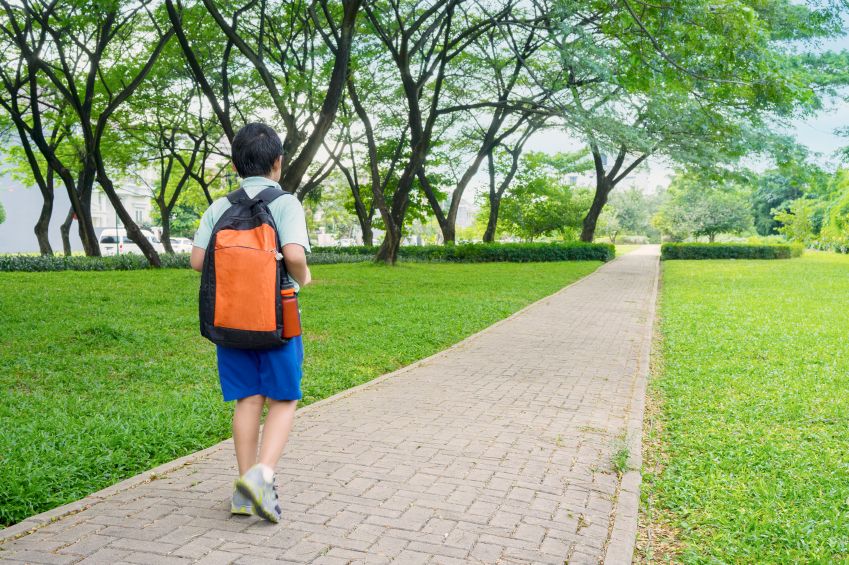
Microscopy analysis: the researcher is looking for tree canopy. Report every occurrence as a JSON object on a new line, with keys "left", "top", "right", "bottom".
{"left": 0, "top": 0, "right": 847, "bottom": 261}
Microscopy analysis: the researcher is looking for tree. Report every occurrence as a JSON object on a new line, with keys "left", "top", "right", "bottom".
{"left": 542, "top": 0, "right": 846, "bottom": 242}
{"left": 750, "top": 147, "right": 829, "bottom": 235}
{"left": 165, "top": 0, "right": 361, "bottom": 200}
{"left": 495, "top": 151, "right": 592, "bottom": 241}
{"left": 652, "top": 174, "right": 753, "bottom": 242}
{"left": 0, "top": 1, "right": 175, "bottom": 264}
{"left": 115, "top": 43, "right": 226, "bottom": 254}
{"left": 605, "top": 187, "right": 662, "bottom": 241}
{"left": 774, "top": 198, "right": 816, "bottom": 244}
{"left": 0, "top": 200, "right": 5, "bottom": 225}
{"left": 417, "top": 1, "right": 558, "bottom": 245}
{"left": 820, "top": 180, "right": 849, "bottom": 250}
{"left": 358, "top": 0, "right": 518, "bottom": 263}
{"left": 0, "top": 108, "right": 67, "bottom": 254}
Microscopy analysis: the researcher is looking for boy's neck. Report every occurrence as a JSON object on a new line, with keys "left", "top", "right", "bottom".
{"left": 240, "top": 175, "right": 279, "bottom": 183}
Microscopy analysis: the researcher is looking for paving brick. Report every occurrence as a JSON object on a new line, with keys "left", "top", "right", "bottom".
{"left": 56, "top": 534, "right": 116, "bottom": 556}
{"left": 76, "top": 548, "right": 133, "bottom": 564}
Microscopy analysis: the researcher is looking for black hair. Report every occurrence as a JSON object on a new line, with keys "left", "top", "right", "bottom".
{"left": 231, "top": 123, "right": 284, "bottom": 178}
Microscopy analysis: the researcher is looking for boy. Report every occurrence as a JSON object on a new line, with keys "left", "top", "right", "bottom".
{"left": 190, "top": 123, "right": 311, "bottom": 523}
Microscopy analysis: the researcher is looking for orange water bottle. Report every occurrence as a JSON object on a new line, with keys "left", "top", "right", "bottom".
{"left": 281, "top": 288, "right": 301, "bottom": 338}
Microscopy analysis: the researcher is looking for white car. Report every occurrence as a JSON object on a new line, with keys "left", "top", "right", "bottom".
{"left": 169, "top": 237, "right": 194, "bottom": 253}
{"left": 99, "top": 228, "right": 166, "bottom": 256}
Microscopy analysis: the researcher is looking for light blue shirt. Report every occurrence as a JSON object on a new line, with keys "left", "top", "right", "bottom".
{"left": 193, "top": 177, "right": 311, "bottom": 251}
{"left": 194, "top": 177, "right": 311, "bottom": 288}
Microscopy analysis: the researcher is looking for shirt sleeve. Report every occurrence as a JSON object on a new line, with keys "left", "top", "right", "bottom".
{"left": 193, "top": 205, "right": 217, "bottom": 250}
{"left": 274, "top": 195, "right": 312, "bottom": 252}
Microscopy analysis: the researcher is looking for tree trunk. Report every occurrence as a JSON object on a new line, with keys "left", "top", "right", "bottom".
{"left": 361, "top": 225, "right": 373, "bottom": 247}
{"left": 72, "top": 172, "right": 100, "bottom": 256}
{"left": 442, "top": 224, "right": 455, "bottom": 245}
{"left": 580, "top": 180, "right": 612, "bottom": 242}
{"left": 35, "top": 189, "right": 54, "bottom": 255}
{"left": 160, "top": 204, "right": 174, "bottom": 253}
{"left": 709, "top": 233, "right": 715, "bottom": 243}
{"left": 60, "top": 207, "right": 74, "bottom": 256}
{"left": 483, "top": 195, "right": 501, "bottom": 243}
{"left": 375, "top": 225, "right": 401, "bottom": 265}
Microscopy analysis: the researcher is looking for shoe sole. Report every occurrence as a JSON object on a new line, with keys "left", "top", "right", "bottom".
{"left": 231, "top": 505, "right": 252, "bottom": 516}
{"left": 234, "top": 478, "right": 280, "bottom": 523}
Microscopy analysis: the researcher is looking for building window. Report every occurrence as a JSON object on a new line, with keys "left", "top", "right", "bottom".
{"left": 135, "top": 209, "right": 143, "bottom": 223}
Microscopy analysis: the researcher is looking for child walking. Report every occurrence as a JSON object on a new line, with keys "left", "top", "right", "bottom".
{"left": 190, "top": 123, "right": 311, "bottom": 523}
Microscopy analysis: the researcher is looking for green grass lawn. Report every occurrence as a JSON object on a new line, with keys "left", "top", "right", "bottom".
{"left": 642, "top": 252, "right": 849, "bottom": 563}
{"left": 0, "top": 261, "right": 600, "bottom": 527}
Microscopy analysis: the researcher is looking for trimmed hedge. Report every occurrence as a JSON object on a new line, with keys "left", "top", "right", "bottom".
{"left": 661, "top": 243, "right": 804, "bottom": 260}
{"left": 0, "top": 242, "right": 613, "bottom": 272}
{"left": 0, "top": 251, "right": 373, "bottom": 272}
{"left": 0, "top": 253, "right": 192, "bottom": 272}
{"left": 312, "top": 242, "right": 615, "bottom": 263}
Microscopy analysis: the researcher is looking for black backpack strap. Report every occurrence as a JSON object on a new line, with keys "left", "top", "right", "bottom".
{"left": 253, "top": 186, "right": 286, "bottom": 204}
{"left": 226, "top": 188, "right": 248, "bottom": 204}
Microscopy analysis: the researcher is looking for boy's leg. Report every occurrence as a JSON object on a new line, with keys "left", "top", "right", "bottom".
{"left": 233, "top": 394, "right": 265, "bottom": 476}
{"left": 258, "top": 399, "right": 298, "bottom": 469}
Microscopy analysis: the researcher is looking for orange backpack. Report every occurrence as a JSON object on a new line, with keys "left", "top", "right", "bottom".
{"left": 199, "top": 187, "right": 295, "bottom": 349}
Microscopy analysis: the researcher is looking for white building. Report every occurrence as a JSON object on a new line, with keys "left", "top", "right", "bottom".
{"left": 90, "top": 183, "right": 154, "bottom": 229}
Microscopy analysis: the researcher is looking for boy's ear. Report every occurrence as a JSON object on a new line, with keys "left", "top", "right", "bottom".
{"left": 230, "top": 162, "right": 237, "bottom": 172}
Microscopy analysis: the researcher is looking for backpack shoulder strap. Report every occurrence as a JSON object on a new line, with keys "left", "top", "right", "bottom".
{"left": 254, "top": 186, "right": 286, "bottom": 204}
{"left": 226, "top": 188, "right": 248, "bottom": 205}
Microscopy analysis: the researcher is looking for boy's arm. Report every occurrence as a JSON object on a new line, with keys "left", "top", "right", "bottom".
{"left": 283, "top": 243, "right": 311, "bottom": 287}
{"left": 190, "top": 247, "right": 205, "bottom": 272}
{"left": 191, "top": 204, "right": 217, "bottom": 272}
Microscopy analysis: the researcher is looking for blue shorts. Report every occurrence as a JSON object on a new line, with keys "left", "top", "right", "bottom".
{"left": 216, "top": 336, "right": 304, "bottom": 401}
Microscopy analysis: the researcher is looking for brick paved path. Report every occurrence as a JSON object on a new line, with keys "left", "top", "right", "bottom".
{"left": 1, "top": 246, "right": 659, "bottom": 565}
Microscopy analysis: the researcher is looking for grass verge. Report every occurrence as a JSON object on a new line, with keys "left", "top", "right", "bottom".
{"left": 639, "top": 252, "right": 849, "bottom": 563}
{"left": 0, "top": 260, "right": 600, "bottom": 527}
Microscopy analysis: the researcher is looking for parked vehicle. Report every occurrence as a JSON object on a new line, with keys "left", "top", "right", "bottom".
{"left": 98, "top": 228, "right": 165, "bottom": 256}
{"left": 169, "top": 237, "right": 194, "bottom": 253}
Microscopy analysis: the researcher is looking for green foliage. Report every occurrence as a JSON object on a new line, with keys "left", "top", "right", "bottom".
{"left": 612, "top": 445, "right": 630, "bottom": 475}
{"left": 661, "top": 243, "right": 802, "bottom": 260}
{"left": 312, "top": 242, "right": 615, "bottom": 263}
{"left": 819, "top": 186, "right": 849, "bottom": 252}
{"left": 749, "top": 156, "right": 827, "bottom": 236}
{"left": 150, "top": 202, "right": 202, "bottom": 239}
{"left": 0, "top": 244, "right": 615, "bottom": 272}
{"left": 773, "top": 198, "right": 816, "bottom": 243}
{"left": 496, "top": 151, "right": 593, "bottom": 241}
{"left": 0, "top": 252, "right": 382, "bottom": 272}
{"left": 0, "top": 200, "right": 5, "bottom": 225}
{"left": 652, "top": 173, "right": 753, "bottom": 242}
{"left": 0, "top": 261, "right": 601, "bottom": 525}
{"left": 603, "top": 187, "right": 663, "bottom": 242}
{"left": 645, "top": 254, "right": 849, "bottom": 561}
{"left": 0, "top": 253, "right": 193, "bottom": 272}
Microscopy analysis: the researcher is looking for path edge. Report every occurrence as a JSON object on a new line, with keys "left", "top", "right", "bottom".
{"left": 0, "top": 254, "right": 627, "bottom": 546}
{"left": 603, "top": 250, "right": 660, "bottom": 564}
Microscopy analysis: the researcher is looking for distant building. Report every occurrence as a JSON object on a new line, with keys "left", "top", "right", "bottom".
{"left": 90, "top": 184, "right": 154, "bottom": 230}
{"left": 455, "top": 197, "right": 476, "bottom": 228}
{"left": 0, "top": 169, "right": 155, "bottom": 253}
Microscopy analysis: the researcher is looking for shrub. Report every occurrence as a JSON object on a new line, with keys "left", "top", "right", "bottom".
{"left": 0, "top": 253, "right": 191, "bottom": 272}
{"left": 0, "top": 242, "right": 614, "bottom": 272}
{"left": 312, "top": 242, "right": 615, "bottom": 263}
{"left": 661, "top": 243, "right": 803, "bottom": 260}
